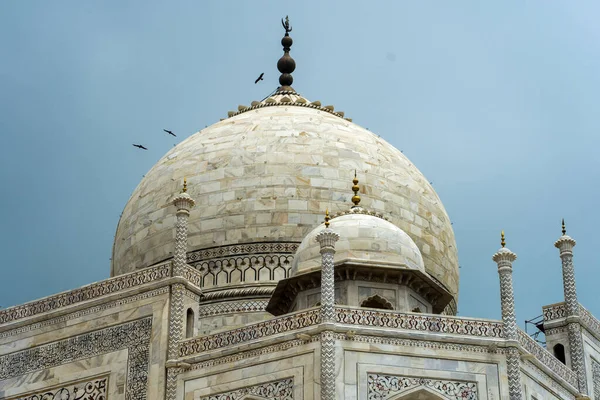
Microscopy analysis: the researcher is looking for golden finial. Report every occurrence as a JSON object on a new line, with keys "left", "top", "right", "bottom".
{"left": 501, "top": 231, "right": 505, "bottom": 248}
{"left": 351, "top": 170, "right": 361, "bottom": 206}
{"left": 324, "top": 209, "right": 330, "bottom": 228}
{"left": 562, "top": 218, "right": 566, "bottom": 235}
{"left": 182, "top": 177, "right": 187, "bottom": 193}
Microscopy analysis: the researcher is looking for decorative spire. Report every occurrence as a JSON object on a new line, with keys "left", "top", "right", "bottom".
{"left": 351, "top": 170, "right": 361, "bottom": 206}
{"left": 324, "top": 209, "right": 330, "bottom": 228}
{"left": 562, "top": 218, "right": 566, "bottom": 235}
{"left": 501, "top": 231, "right": 505, "bottom": 248}
{"left": 182, "top": 177, "right": 187, "bottom": 193}
{"left": 277, "top": 16, "right": 296, "bottom": 93}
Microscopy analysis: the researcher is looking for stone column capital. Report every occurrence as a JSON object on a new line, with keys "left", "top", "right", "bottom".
{"left": 173, "top": 192, "right": 195, "bottom": 212}
{"left": 555, "top": 234, "right": 576, "bottom": 253}
{"left": 316, "top": 228, "right": 340, "bottom": 251}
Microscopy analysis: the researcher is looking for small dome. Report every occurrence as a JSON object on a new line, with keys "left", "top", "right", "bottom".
{"left": 291, "top": 211, "right": 425, "bottom": 276}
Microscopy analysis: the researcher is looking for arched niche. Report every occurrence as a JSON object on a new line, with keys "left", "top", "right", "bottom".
{"left": 361, "top": 294, "right": 394, "bottom": 310}
{"left": 186, "top": 308, "right": 195, "bottom": 338}
{"left": 553, "top": 343, "right": 566, "bottom": 364}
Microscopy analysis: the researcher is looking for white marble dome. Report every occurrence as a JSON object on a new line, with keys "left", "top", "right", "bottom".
{"left": 291, "top": 211, "right": 426, "bottom": 276}
{"left": 111, "top": 93, "right": 459, "bottom": 303}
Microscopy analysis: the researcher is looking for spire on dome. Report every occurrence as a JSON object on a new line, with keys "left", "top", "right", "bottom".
{"left": 276, "top": 16, "right": 296, "bottom": 93}
{"left": 562, "top": 218, "right": 566, "bottom": 235}
{"left": 182, "top": 177, "right": 187, "bottom": 193}
{"left": 501, "top": 230, "right": 505, "bottom": 248}
{"left": 351, "top": 170, "right": 361, "bottom": 207}
{"left": 324, "top": 209, "right": 330, "bottom": 228}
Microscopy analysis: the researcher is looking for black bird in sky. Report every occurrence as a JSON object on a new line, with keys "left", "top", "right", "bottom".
{"left": 254, "top": 72, "right": 264, "bottom": 84}
{"left": 133, "top": 144, "right": 148, "bottom": 150}
{"left": 163, "top": 129, "right": 176, "bottom": 137}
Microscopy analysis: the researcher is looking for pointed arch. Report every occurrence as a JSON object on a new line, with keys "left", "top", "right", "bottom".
{"left": 390, "top": 386, "right": 448, "bottom": 400}
{"left": 361, "top": 294, "right": 394, "bottom": 310}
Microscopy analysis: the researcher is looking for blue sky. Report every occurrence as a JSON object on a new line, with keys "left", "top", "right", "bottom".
{"left": 1, "top": 1, "right": 599, "bottom": 329}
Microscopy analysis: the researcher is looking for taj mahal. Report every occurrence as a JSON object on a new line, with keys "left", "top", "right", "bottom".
{"left": 1, "top": 17, "right": 599, "bottom": 400}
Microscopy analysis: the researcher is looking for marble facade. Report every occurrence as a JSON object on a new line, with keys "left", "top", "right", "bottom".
{"left": 2, "top": 20, "right": 598, "bottom": 400}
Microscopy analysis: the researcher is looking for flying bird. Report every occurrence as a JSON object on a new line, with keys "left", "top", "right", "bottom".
{"left": 133, "top": 144, "right": 148, "bottom": 150}
{"left": 254, "top": 72, "right": 264, "bottom": 84}
{"left": 163, "top": 129, "right": 176, "bottom": 137}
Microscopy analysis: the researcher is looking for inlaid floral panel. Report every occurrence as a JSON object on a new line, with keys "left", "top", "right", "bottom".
{"left": 199, "top": 378, "right": 293, "bottom": 400}
{"left": 6, "top": 376, "right": 108, "bottom": 400}
{"left": 368, "top": 374, "right": 477, "bottom": 400}
{"left": 0, "top": 318, "right": 152, "bottom": 400}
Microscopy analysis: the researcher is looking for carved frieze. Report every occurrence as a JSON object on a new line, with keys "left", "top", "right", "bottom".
{"left": 0, "top": 318, "right": 152, "bottom": 400}
{"left": 199, "top": 378, "right": 294, "bottom": 400}
{"left": 6, "top": 376, "right": 108, "bottom": 400}
{"left": 179, "top": 308, "right": 321, "bottom": 356}
{"left": 186, "top": 242, "right": 298, "bottom": 290}
{"left": 367, "top": 373, "right": 478, "bottom": 399}
{"left": 187, "top": 242, "right": 299, "bottom": 262}
{"left": 336, "top": 307, "right": 504, "bottom": 338}
{"left": 198, "top": 300, "right": 269, "bottom": 317}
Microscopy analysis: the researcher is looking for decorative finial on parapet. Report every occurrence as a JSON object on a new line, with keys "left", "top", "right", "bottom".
{"left": 562, "top": 218, "right": 566, "bottom": 235}
{"left": 501, "top": 231, "right": 505, "bottom": 248}
{"left": 182, "top": 177, "right": 187, "bottom": 193}
{"left": 324, "top": 209, "right": 330, "bottom": 228}
{"left": 351, "top": 170, "right": 361, "bottom": 207}
{"left": 277, "top": 16, "right": 296, "bottom": 93}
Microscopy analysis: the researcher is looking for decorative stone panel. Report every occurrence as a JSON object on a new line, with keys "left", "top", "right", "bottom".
{"left": 5, "top": 376, "right": 108, "bottom": 400}
{"left": 592, "top": 358, "right": 600, "bottom": 400}
{"left": 0, "top": 318, "right": 152, "bottom": 400}
{"left": 199, "top": 378, "right": 294, "bottom": 400}
{"left": 367, "top": 373, "right": 477, "bottom": 399}
{"left": 336, "top": 307, "right": 503, "bottom": 338}
{"left": 198, "top": 300, "right": 269, "bottom": 317}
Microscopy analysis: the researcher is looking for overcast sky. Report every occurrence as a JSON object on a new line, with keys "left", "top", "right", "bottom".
{"left": 1, "top": 1, "right": 599, "bottom": 330}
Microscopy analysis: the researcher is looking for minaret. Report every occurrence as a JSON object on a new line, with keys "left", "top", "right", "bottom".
{"left": 492, "top": 231, "right": 523, "bottom": 400}
{"left": 276, "top": 15, "right": 296, "bottom": 93}
{"left": 168, "top": 178, "right": 195, "bottom": 362}
{"left": 315, "top": 209, "right": 339, "bottom": 400}
{"left": 172, "top": 178, "right": 196, "bottom": 275}
{"left": 555, "top": 220, "right": 588, "bottom": 396}
{"left": 316, "top": 209, "right": 339, "bottom": 323}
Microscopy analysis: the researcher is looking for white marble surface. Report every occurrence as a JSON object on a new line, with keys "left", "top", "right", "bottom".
{"left": 292, "top": 212, "right": 425, "bottom": 276}
{"left": 112, "top": 103, "right": 459, "bottom": 301}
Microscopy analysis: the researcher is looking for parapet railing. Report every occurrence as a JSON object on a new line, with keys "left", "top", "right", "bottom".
{"left": 543, "top": 301, "right": 600, "bottom": 337}
{"left": 179, "top": 306, "right": 505, "bottom": 357}
{"left": 517, "top": 329, "right": 578, "bottom": 388}
{"left": 0, "top": 262, "right": 173, "bottom": 325}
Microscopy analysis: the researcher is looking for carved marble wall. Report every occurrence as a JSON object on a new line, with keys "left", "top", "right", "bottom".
{"left": 368, "top": 374, "right": 477, "bottom": 399}
{"left": 5, "top": 376, "right": 109, "bottom": 400}
{"left": 0, "top": 287, "right": 170, "bottom": 400}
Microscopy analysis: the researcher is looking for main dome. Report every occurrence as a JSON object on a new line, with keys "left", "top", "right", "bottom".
{"left": 111, "top": 93, "right": 459, "bottom": 304}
